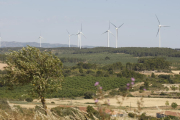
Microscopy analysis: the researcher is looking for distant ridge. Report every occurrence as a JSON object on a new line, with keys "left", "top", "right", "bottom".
{"left": 1, "top": 41, "right": 95, "bottom": 48}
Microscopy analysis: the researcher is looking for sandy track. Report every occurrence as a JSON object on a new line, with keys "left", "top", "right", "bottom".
{"left": 172, "top": 70, "right": 180, "bottom": 74}
{"left": 12, "top": 97, "right": 180, "bottom": 108}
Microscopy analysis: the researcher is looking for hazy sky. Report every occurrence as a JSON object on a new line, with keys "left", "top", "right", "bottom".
{"left": 0, "top": 0, "right": 180, "bottom": 48}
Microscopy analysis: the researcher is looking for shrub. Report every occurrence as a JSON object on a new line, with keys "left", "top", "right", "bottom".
{"left": 86, "top": 105, "right": 99, "bottom": 119}
{"left": 25, "top": 98, "right": 33, "bottom": 102}
{"left": 79, "top": 68, "right": 83, "bottom": 73}
{"left": 105, "top": 56, "right": 110, "bottom": 60}
{"left": 109, "top": 90, "right": 119, "bottom": 96}
{"left": 128, "top": 112, "right": 136, "bottom": 118}
{"left": 51, "top": 106, "right": 79, "bottom": 117}
{"left": 170, "top": 85, "right": 177, "bottom": 91}
{"left": 160, "top": 92, "right": 166, "bottom": 95}
{"left": 84, "top": 91, "right": 94, "bottom": 99}
{"left": 86, "top": 70, "right": 94, "bottom": 74}
{"left": 0, "top": 100, "right": 10, "bottom": 110}
{"left": 151, "top": 73, "right": 155, "bottom": 78}
{"left": 96, "top": 70, "right": 103, "bottom": 77}
{"left": 117, "top": 73, "right": 122, "bottom": 78}
{"left": 104, "top": 73, "right": 109, "bottom": 77}
{"left": 171, "top": 102, "right": 178, "bottom": 109}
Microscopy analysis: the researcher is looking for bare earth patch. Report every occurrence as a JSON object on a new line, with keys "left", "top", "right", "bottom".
{"left": 0, "top": 62, "right": 7, "bottom": 70}
{"left": 10, "top": 97, "right": 180, "bottom": 108}
{"left": 172, "top": 70, "right": 180, "bottom": 74}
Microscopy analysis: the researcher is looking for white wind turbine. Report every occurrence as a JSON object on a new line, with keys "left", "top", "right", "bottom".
{"left": 156, "top": 15, "right": 170, "bottom": 48}
{"left": 102, "top": 21, "right": 114, "bottom": 47}
{"left": 78, "top": 24, "right": 86, "bottom": 49}
{"left": 111, "top": 22, "right": 124, "bottom": 48}
{"left": 67, "top": 30, "right": 75, "bottom": 47}
{"left": 38, "top": 33, "right": 43, "bottom": 47}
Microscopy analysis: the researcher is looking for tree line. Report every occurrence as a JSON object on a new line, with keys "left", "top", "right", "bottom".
{"left": 73, "top": 47, "right": 180, "bottom": 57}
{"left": 126, "top": 57, "right": 170, "bottom": 71}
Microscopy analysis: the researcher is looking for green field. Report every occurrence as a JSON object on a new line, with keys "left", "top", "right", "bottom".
{"left": 58, "top": 52, "right": 139, "bottom": 67}
{"left": 166, "top": 57, "right": 180, "bottom": 68}
{"left": 0, "top": 76, "right": 143, "bottom": 99}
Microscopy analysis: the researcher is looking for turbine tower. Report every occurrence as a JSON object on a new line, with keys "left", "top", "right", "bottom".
{"left": 76, "top": 30, "right": 80, "bottom": 47}
{"left": 38, "top": 33, "right": 43, "bottom": 47}
{"left": 78, "top": 23, "right": 86, "bottom": 49}
{"left": 67, "top": 30, "right": 75, "bottom": 47}
{"left": 111, "top": 22, "right": 124, "bottom": 48}
{"left": 156, "top": 15, "right": 170, "bottom": 47}
{"left": 102, "top": 21, "right": 114, "bottom": 47}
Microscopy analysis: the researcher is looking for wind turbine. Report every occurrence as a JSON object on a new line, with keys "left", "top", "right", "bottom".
{"left": 38, "top": 33, "right": 43, "bottom": 47}
{"left": 67, "top": 30, "right": 75, "bottom": 47}
{"left": 78, "top": 23, "right": 86, "bottom": 49}
{"left": 111, "top": 22, "right": 124, "bottom": 48}
{"left": 155, "top": 15, "right": 170, "bottom": 47}
{"left": 102, "top": 21, "right": 114, "bottom": 47}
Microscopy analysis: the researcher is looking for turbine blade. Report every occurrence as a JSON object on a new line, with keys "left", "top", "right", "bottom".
{"left": 110, "top": 22, "right": 117, "bottom": 28}
{"left": 118, "top": 23, "right": 124, "bottom": 28}
{"left": 109, "top": 21, "right": 110, "bottom": 29}
{"left": 162, "top": 26, "right": 170, "bottom": 27}
{"left": 81, "top": 33, "right": 86, "bottom": 38}
{"left": 156, "top": 28, "right": 160, "bottom": 37}
{"left": 66, "top": 30, "right": 70, "bottom": 34}
{"left": 109, "top": 31, "right": 115, "bottom": 37}
{"left": 70, "top": 34, "right": 76, "bottom": 36}
{"left": 102, "top": 31, "right": 108, "bottom": 34}
{"left": 81, "top": 23, "right": 82, "bottom": 32}
{"left": 155, "top": 15, "right": 160, "bottom": 24}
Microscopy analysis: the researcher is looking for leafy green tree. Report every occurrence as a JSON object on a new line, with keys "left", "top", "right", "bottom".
{"left": 165, "top": 101, "right": 169, "bottom": 110}
{"left": 105, "top": 56, "right": 110, "bottom": 60}
{"left": 171, "top": 102, "right": 178, "bottom": 109}
{"left": 79, "top": 67, "right": 83, "bottom": 73}
{"left": 144, "top": 81, "right": 149, "bottom": 90}
{"left": 170, "top": 85, "right": 177, "bottom": 91}
{"left": 4, "top": 46, "right": 63, "bottom": 114}
{"left": 96, "top": 70, "right": 103, "bottom": 77}
{"left": 151, "top": 73, "right": 155, "bottom": 78}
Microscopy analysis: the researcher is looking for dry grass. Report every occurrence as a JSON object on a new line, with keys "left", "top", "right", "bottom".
{"left": 8, "top": 96, "right": 180, "bottom": 118}
{"left": 0, "top": 100, "right": 139, "bottom": 120}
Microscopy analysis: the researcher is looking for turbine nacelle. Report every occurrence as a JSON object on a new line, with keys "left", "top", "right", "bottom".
{"left": 39, "top": 36, "right": 43, "bottom": 39}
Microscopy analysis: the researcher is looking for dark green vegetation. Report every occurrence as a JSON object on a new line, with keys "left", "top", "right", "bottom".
{"left": 0, "top": 46, "right": 180, "bottom": 100}
{"left": 0, "top": 77, "right": 141, "bottom": 99}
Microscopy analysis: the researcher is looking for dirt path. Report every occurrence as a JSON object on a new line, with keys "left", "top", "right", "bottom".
{"left": 11, "top": 97, "right": 180, "bottom": 108}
